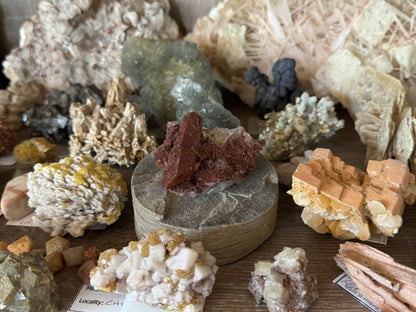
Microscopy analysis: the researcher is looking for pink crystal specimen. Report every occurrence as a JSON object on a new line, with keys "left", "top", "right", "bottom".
{"left": 155, "top": 112, "right": 264, "bottom": 194}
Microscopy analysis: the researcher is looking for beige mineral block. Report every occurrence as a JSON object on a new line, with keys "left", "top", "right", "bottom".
{"left": 1, "top": 174, "right": 33, "bottom": 220}
{"left": 45, "top": 236, "right": 71, "bottom": 255}
{"left": 63, "top": 246, "right": 85, "bottom": 267}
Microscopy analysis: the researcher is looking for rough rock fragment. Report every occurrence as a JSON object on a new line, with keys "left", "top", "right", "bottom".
{"left": 155, "top": 112, "right": 263, "bottom": 194}
{"left": 7, "top": 235, "right": 34, "bottom": 254}
{"left": 289, "top": 148, "right": 416, "bottom": 240}
{"left": 0, "top": 242, "right": 8, "bottom": 251}
{"left": 28, "top": 155, "right": 128, "bottom": 237}
{"left": 0, "top": 121, "right": 16, "bottom": 155}
{"left": 69, "top": 77, "right": 156, "bottom": 167}
{"left": 335, "top": 242, "right": 416, "bottom": 312}
{"left": 260, "top": 92, "right": 344, "bottom": 162}
{"left": 13, "top": 137, "right": 56, "bottom": 167}
{"left": 2, "top": 0, "right": 179, "bottom": 94}
{"left": 90, "top": 230, "right": 217, "bottom": 311}
{"left": 45, "top": 236, "right": 71, "bottom": 255}
{"left": 122, "top": 37, "right": 240, "bottom": 129}
{"left": 248, "top": 247, "right": 318, "bottom": 312}
{"left": 44, "top": 251, "right": 64, "bottom": 274}
{"left": 63, "top": 246, "right": 85, "bottom": 267}
{"left": 1, "top": 174, "right": 33, "bottom": 220}
{"left": 0, "top": 251, "right": 59, "bottom": 311}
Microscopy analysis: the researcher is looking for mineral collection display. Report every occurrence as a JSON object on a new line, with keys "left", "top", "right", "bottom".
{"left": 121, "top": 37, "right": 240, "bottom": 129}
{"left": 0, "top": 251, "right": 59, "bottom": 312}
{"left": 27, "top": 155, "right": 128, "bottom": 237}
{"left": 132, "top": 112, "right": 279, "bottom": 264}
{"left": 289, "top": 148, "right": 416, "bottom": 240}
{"left": 260, "top": 92, "right": 344, "bottom": 162}
{"left": 0, "top": 121, "right": 16, "bottom": 154}
{"left": 69, "top": 77, "right": 156, "bottom": 167}
{"left": 2, "top": 0, "right": 179, "bottom": 94}
{"left": 335, "top": 242, "right": 416, "bottom": 311}
{"left": 90, "top": 229, "right": 217, "bottom": 312}
{"left": 248, "top": 247, "right": 318, "bottom": 312}
{"left": 23, "top": 84, "right": 103, "bottom": 143}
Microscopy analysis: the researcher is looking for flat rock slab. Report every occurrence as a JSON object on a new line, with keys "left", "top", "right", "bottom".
{"left": 132, "top": 152, "right": 279, "bottom": 265}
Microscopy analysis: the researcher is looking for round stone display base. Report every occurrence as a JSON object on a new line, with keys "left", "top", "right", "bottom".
{"left": 131, "top": 152, "right": 279, "bottom": 265}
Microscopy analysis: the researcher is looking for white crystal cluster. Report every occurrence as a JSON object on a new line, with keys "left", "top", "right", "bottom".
{"left": 90, "top": 230, "right": 218, "bottom": 311}
{"left": 27, "top": 155, "right": 127, "bottom": 237}
{"left": 260, "top": 92, "right": 344, "bottom": 161}
{"left": 2, "top": 0, "right": 179, "bottom": 93}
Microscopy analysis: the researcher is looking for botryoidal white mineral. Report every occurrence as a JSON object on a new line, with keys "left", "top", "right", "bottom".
{"left": 260, "top": 92, "right": 344, "bottom": 162}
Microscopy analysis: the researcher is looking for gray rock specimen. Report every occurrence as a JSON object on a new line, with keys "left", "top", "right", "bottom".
{"left": 0, "top": 251, "right": 59, "bottom": 311}
{"left": 122, "top": 37, "right": 240, "bottom": 129}
{"left": 132, "top": 152, "right": 279, "bottom": 265}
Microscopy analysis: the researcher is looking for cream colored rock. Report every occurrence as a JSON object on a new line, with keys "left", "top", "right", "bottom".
{"left": 0, "top": 174, "right": 33, "bottom": 220}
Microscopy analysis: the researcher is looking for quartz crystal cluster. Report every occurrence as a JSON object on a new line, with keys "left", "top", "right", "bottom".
{"left": 0, "top": 251, "right": 59, "bottom": 312}
{"left": 289, "top": 148, "right": 416, "bottom": 240}
{"left": 0, "top": 121, "right": 16, "bottom": 155}
{"left": 2, "top": 0, "right": 179, "bottom": 93}
{"left": 90, "top": 229, "right": 217, "bottom": 311}
{"left": 260, "top": 92, "right": 344, "bottom": 162}
{"left": 155, "top": 112, "right": 263, "bottom": 194}
{"left": 248, "top": 247, "right": 318, "bottom": 312}
{"left": 69, "top": 77, "right": 156, "bottom": 167}
{"left": 27, "top": 155, "right": 128, "bottom": 237}
{"left": 23, "top": 84, "right": 103, "bottom": 143}
{"left": 122, "top": 37, "right": 240, "bottom": 129}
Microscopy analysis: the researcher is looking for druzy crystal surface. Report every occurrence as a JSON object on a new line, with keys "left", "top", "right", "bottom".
{"left": 0, "top": 251, "right": 59, "bottom": 312}
{"left": 122, "top": 37, "right": 240, "bottom": 129}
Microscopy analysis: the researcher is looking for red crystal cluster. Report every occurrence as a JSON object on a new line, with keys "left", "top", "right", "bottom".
{"left": 155, "top": 112, "right": 264, "bottom": 194}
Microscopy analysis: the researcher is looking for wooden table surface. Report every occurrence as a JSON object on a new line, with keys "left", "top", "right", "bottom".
{"left": 1, "top": 101, "right": 415, "bottom": 312}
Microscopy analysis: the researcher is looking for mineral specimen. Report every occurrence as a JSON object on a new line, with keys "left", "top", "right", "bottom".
{"left": 260, "top": 92, "right": 344, "bottom": 162}
{"left": 44, "top": 252, "right": 64, "bottom": 274}
{"left": 90, "top": 229, "right": 217, "bottom": 311}
{"left": 45, "top": 237, "right": 71, "bottom": 255}
{"left": 0, "top": 121, "right": 16, "bottom": 154}
{"left": 63, "top": 246, "right": 85, "bottom": 267}
{"left": 289, "top": 148, "right": 416, "bottom": 240}
{"left": 154, "top": 112, "right": 263, "bottom": 194}
{"left": 1, "top": 174, "right": 33, "bottom": 220}
{"left": 245, "top": 58, "right": 302, "bottom": 117}
{"left": 0, "top": 242, "right": 7, "bottom": 251}
{"left": 335, "top": 242, "right": 416, "bottom": 311}
{"left": 7, "top": 235, "right": 34, "bottom": 254}
{"left": 122, "top": 37, "right": 240, "bottom": 128}
{"left": 23, "top": 84, "right": 103, "bottom": 143}
{"left": 27, "top": 155, "right": 128, "bottom": 237}
{"left": 13, "top": 137, "right": 56, "bottom": 167}
{"left": 69, "top": 77, "right": 156, "bottom": 167}
{"left": 0, "top": 251, "right": 59, "bottom": 311}
{"left": 2, "top": 0, "right": 179, "bottom": 93}
{"left": 248, "top": 247, "right": 318, "bottom": 312}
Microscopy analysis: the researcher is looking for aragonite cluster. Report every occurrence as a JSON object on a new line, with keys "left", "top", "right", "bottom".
{"left": 260, "top": 92, "right": 344, "bottom": 162}
{"left": 289, "top": 148, "right": 416, "bottom": 240}
{"left": 69, "top": 77, "right": 156, "bottom": 167}
{"left": 27, "top": 155, "right": 128, "bottom": 237}
{"left": 0, "top": 121, "right": 16, "bottom": 155}
{"left": 2, "top": 0, "right": 179, "bottom": 93}
{"left": 90, "top": 229, "right": 217, "bottom": 311}
{"left": 155, "top": 112, "right": 263, "bottom": 194}
{"left": 122, "top": 37, "right": 240, "bottom": 129}
{"left": 248, "top": 247, "right": 318, "bottom": 312}
{"left": 0, "top": 251, "right": 59, "bottom": 312}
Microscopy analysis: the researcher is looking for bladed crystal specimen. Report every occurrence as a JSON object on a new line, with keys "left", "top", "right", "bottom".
{"left": 121, "top": 37, "right": 240, "bottom": 129}
{"left": 154, "top": 112, "right": 263, "bottom": 194}
{"left": 0, "top": 251, "right": 59, "bottom": 312}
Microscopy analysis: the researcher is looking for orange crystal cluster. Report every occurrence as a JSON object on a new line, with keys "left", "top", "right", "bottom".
{"left": 289, "top": 148, "right": 416, "bottom": 240}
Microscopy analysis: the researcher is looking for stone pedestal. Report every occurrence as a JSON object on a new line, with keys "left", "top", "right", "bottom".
{"left": 132, "top": 152, "right": 279, "bottom": 265}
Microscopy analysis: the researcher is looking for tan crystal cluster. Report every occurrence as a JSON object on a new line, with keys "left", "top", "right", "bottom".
{"left": 69, "top": 78, "right": 156, "bottom": 167}
{"left": 289, "top": 148, "right": 416, "bottom": 240}
{"left": 27, "top": 155, "right": 127, "bottom": 237}
{"left": 90, "top": 229, "right": 217, "bottom": 311}
{"left": 335, "top": 242, "right": 416, "bottom": 311}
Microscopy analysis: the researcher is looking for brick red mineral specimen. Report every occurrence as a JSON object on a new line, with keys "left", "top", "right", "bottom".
{"left": 155, "top": 112, "right": 264, "bottom": 194}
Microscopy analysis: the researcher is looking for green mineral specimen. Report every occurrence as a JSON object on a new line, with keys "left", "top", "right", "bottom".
{"left": 0, "top": 252, "right": 59, "bottom": 311}
{"left": 122, "top": 37, "right": 240, "bottom": 129}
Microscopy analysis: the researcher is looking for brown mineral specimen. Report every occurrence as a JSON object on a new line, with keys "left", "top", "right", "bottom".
{"left": 83, "top": 247, "right": 101, "bottom": 263}
{"left": 7, "top": 235, "right": 34, "bottom": 254}
{"left": 289, "top": 148, "right": 416, "bottom": 240}
{"left": 1, "top": 174, "right": 33, "bottom": 220}
{"left": 78, "top": 259, "right": 97, "bottom": 285}
{"left": 46, "top": 237, "right": 71, "bottom": 255}
{"left": 44, "top": 251, "right": 64, "bottom": 274}
{"left": 155, "top": 111, "right": 264, "bottom": 194}
{"left": 335, "top": 242, "right": 416, "bottom": 312}
{"left": 63, "top": 246, "right": 85, "bottom": 267}
{"left": 0, "top": 121, "right": 16, "bottom": 154}
{"left": 0, "top": 241, "right": 8, "bottom": 250}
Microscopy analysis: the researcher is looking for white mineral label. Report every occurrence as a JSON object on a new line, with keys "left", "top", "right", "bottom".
{"left": 6, "top": 212, "right": 36, "bottom": 227}
{"left": 68, "top": 284, "right": 125, "bottom": 312}
{"left": 333, "top": 273, "right": 381, "bottom": 312}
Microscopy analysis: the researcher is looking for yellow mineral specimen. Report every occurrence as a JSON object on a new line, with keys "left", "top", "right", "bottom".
{"left": 13, "top": 137, "right": 56, "bottom": 165}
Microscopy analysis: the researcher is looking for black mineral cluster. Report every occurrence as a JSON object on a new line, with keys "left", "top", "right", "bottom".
{"left": 23, "top": 84, "right": 103, "bottom": 143}
{"left": 245, "top": 58, "right": 302, "bottom": 117}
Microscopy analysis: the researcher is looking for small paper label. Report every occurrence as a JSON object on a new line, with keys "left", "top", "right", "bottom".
{"left": 68, "top": 284, "right": 125, "bottom": 312}
{"left": 6, "top": 212, "right": 36, "bottom": 227}
{"left": 333, "top": 273, "right": 381, "bottom": 312}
